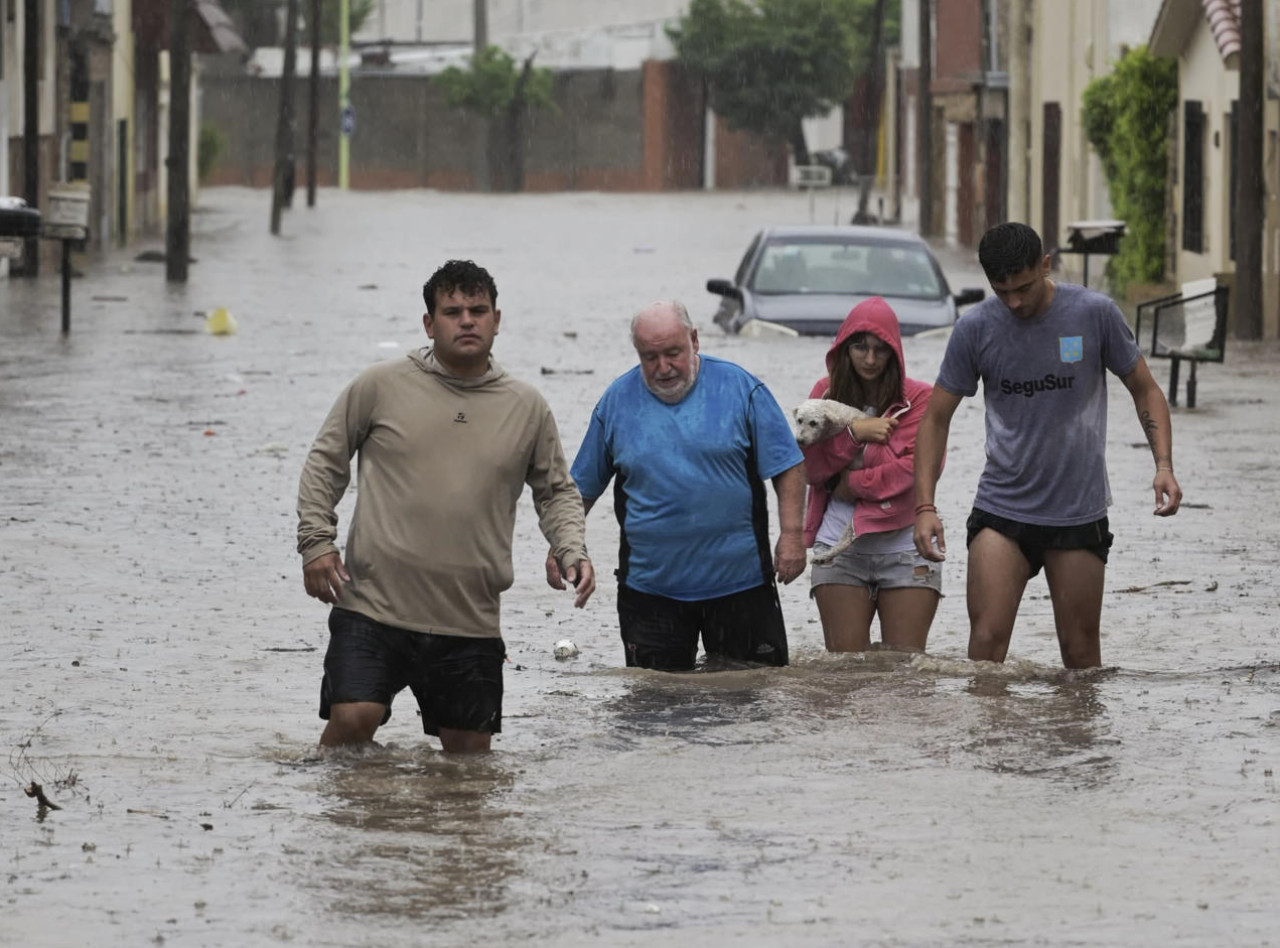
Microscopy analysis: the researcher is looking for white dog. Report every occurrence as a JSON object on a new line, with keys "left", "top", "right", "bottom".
{"left": 793, "top": 398, "right": 866, "bottom": 446}
{"left": 792, "top": 399, "right": 868, "bottom": 565}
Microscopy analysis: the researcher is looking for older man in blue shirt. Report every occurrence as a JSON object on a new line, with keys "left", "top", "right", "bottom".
{"left": 548, "top": 301, "right": 806, "bottom": 670}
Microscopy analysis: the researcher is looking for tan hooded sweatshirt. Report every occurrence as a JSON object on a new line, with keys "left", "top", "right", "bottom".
{"left": 297, "top": 348, "right": 586, "bottom": 639}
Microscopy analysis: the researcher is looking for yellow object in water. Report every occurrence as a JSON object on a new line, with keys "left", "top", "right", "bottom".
{"left": 205, "top": 307, "right": 239, "bottom": 335}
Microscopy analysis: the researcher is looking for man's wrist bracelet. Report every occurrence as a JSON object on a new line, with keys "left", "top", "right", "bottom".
{"left": 1156, "top": 466, "right": 1174, "bottom": 472}
{"left": 914, "top": 503, "right": 938, "bottom": 515}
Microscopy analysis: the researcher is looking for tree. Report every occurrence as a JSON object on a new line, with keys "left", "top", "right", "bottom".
{"left": 300, "top": 0, "right": 375, "bottom": 47}
{"left": 1081, "top": 46, "right": 1178, "bottom": 294}
{"left": 668, "top": 0, "right": 862, "bottom": 165}
{"left": 219, "top": 0, "right": 373, "bottom": 50}
{"left": 435, "top": 45, "right": 556, "bottom": 191}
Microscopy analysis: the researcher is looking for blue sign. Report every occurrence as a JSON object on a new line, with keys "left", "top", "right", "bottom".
{"left": 1059, "top": 336, "right": 1083, "bottom": 363}
{"left": 341, "top": 106, "right": 356, "bottom": 138}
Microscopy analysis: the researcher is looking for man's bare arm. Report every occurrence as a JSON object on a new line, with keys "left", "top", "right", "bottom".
{"left": 913, "top": 387, "right": 962, "bottom": 561}
{"left": 1121, "top": 358, "right": 1182, "bottom": 516}
{"left": 771, "top": 463, "right": 807, "bottom": 584}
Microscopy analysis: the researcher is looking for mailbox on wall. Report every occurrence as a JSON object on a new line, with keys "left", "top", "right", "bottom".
{"left": 1062, "top": 220, "right": 1127, "bottom": 288}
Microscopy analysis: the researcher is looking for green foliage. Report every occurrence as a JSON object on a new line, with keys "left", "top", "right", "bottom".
{"left": 1081, "top": 46, "right": 1178, "bottom": 293}
{"left": 435, "top": 46, "right": 556, "bottom": 119}
{"left": 197, "top": 123, "right": 226, "bottom": 183}
{"left": 668, "top": 0, "right": 875, "bottom": 152}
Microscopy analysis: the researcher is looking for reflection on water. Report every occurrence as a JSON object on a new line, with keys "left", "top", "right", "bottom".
{"left": 307, "top": 746, "right": 524, "bottom": 924}
{"left": 605, "top": 667, "right": 779, "bottom": 746}
{"left": 602, "top": 647, "right": 939, "bottom": 746}
{"left": 957, "top": 668, "right": 1117, "bottom": 787}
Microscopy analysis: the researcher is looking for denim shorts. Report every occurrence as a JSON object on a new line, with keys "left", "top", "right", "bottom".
{"left": 320, "top": 607, "right": 505, "bottom": 736}
{"left": 965, "top": 507, "right": 1113, "bottom": 579}
{"left": 810, "top": 543, "right": 944, "bottom": 598}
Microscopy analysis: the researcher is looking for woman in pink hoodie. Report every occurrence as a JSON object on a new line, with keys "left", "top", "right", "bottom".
{"left": 801, "top": 297, "right": 943, "bottom": 652}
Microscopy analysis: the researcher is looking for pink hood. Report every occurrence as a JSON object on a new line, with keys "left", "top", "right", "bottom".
{"left": 801, "top": 297, "right": 940, "bottom": 546}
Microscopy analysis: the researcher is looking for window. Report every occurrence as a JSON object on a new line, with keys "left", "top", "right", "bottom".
{"left": 1183, "top": 100, "right": 1205, "bottom": 253}
{"left": 750, "top": 240, "right": 943, "bottom": 298}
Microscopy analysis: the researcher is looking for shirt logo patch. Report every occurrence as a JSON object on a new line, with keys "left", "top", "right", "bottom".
{"left": 454, "top": 412, "right": 467, "bottom": 423}
{"left": 1059, "top": 336, "right": 1083, "bottom": 363}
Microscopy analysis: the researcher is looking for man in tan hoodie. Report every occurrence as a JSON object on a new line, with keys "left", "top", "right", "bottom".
{"left": 298, "top": 260, "right": 593, "bottom": 752}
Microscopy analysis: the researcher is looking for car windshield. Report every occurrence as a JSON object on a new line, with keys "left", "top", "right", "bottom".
{"left": 749, "top": 239, "right": 945, "bottom": 299}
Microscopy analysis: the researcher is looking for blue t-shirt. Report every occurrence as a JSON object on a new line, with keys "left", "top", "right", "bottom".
{"left": 935, "top": 282, "right": 1141, "bottom": 526}
{"left": 571, "top": 354, "right": 803, "bottom": 600}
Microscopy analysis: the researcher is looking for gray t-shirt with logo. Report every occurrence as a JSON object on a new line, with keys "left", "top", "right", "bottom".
{"left": 935, "top": 282, "right": 1142, "bottom": 526}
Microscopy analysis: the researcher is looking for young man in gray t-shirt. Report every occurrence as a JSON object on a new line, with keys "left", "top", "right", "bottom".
{"left": 912, "top": 223, "right": 1183, "bottom": 668}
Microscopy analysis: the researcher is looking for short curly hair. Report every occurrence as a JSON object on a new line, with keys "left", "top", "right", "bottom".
{"left": 978, "top": 223, "right": 1044, "bottom": 284}
{"left": 422, "top": 260, "right": 498, "bottom": 314}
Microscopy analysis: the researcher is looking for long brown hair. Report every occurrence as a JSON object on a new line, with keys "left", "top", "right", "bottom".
{"left": 828, "top": 332, "right": 901, "bottom": 416}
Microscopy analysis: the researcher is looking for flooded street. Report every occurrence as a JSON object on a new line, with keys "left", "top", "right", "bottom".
{"left": 2, "top": 187, "right": 1277, "bottom": 946}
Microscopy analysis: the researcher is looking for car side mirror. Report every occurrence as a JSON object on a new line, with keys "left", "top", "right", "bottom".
{"left": 706, "top": 278, "right": 742, "bottom": 301}
{"left": 954, "top": 287, "right": 985, "bottom": 307}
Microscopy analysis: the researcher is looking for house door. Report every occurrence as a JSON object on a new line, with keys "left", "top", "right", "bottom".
{"left": 957, "top": 121, "right": 975, "bottom": 246}
{"left": 985, "top": 118, "right": 1004, "bottom": 233}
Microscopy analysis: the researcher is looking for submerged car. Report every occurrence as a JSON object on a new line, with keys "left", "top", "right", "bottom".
{"left": 707, "top": 225, "right": 986, "bottom": 337}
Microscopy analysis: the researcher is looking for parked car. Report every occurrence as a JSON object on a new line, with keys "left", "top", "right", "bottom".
{"left": 707, "top": 225, "right": 986, "bottom": 337}
{"left": 0, "top": 197, "right": 42, "bottom": 238}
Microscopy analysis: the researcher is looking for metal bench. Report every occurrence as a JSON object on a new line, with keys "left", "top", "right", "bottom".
{"left": 1134, "top": 277, "right": 1228, "bottom": 408}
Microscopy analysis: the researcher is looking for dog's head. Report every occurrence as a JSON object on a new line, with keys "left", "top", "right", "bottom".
{"left": 793, "top": 399, "right": 839, "bottom": 446}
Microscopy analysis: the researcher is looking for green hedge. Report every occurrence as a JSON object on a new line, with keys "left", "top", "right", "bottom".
{"left": 1081, "top": 46, "right": 1178, "bottom": 294}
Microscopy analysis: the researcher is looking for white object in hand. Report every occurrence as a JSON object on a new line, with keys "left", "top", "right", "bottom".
{"left": 553, "top": 639, "right": 579, "bottom": 660}
{"left": 792, "top": 399, "right": 870, "bottom": 565}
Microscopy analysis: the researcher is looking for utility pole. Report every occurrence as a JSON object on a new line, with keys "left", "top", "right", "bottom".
{"left": 472, "top": 0, "right": 490, "bottom": 191}
{"left": 271, "top": 0, "right": 300, "bottom": 235}
{"left": 339, "top": 0, "right": 350, "bottom": 189}
{"left": 917, "top": 0, "right": 933, "bottom": 237}
{"left": 21, "top": 0, "right": 40, "bottom": 275}
{"left": 853, "top": 0, "right": 889, "bottom": 224}
{"left": 166, "top": 0, "right": 193, "bottom": 282}
{"left": 307, "top": 0, "right": 320, "bottom": 207}
{"left": 1234, "top": 0, "right": 1264, "bottom": 340}
{"left": 474, "top": 0, "right": 488, "bottom": 52}
{"left": 1007, "top": 0, "right": 1029, "bottom": 222}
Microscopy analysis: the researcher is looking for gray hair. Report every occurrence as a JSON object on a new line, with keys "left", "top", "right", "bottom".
{"left": 630, "top": 300, "right": 693, "bottom": 344}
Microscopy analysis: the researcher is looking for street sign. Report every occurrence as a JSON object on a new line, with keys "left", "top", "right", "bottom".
{"left": 341, "top": 106, "right": 357, "bottom": 138}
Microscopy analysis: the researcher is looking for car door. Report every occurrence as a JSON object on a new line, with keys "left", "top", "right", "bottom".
{"left": 712, "top": 231, "right": 762, "bottom": 331}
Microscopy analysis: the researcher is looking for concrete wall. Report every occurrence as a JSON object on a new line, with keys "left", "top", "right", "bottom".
{"left": 1029, "top": 0, "right": 1113, "bottom": 272}
{"left": 1027, "top": 0, "right": 1172, "bottom": 284}
{"left": 1174, "top": 21, "right": 1240, "bottom": 286}
{"left": 201, "top": 61, "right": 784, "bottom": 192}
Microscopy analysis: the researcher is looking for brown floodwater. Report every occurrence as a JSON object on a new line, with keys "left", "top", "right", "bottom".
{"left": 1, "top": 188, "right": 1277, "bottom": 947}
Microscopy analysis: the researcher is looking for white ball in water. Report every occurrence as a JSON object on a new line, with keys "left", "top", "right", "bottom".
{"left": 553, "top": 639, "right": 579, "bottom": 660}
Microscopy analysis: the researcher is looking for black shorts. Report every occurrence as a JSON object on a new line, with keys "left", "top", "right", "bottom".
{"left": 616, "top": 582, "right": 789, "bottom": 671}
{"left": 319, "top": 607, "right": 505, "bottom": 735}
{"left": 966, "top": 508, "right": 1113, "bottom": 579}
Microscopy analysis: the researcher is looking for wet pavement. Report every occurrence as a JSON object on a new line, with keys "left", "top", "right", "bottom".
{"left": 1, "top": 186, "right": 1278, "bottom": 947}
